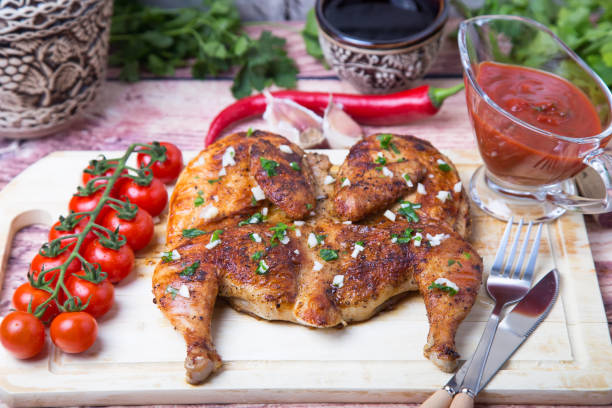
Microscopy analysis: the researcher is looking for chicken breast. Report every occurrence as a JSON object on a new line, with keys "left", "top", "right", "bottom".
{"left": 153, "top": 131, "right": 482, "bottom": 384}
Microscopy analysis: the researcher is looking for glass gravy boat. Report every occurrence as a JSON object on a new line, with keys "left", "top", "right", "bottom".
{"left": 458, "top": 15, "right": 612, "bottom": 222}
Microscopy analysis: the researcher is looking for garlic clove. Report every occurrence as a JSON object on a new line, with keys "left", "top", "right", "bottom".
{"left": 262, "top": 90, "right": 324, "bottom": 148}
{"left": 323, "top": 96, "right": 363, "bottom": 149}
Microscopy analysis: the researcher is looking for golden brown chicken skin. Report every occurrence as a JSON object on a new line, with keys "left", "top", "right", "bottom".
{"left": 334, "top": 133, "right": 470, "bottom": 237}
{"left": 153, "top": 131, "right": 482, "bottom": 384}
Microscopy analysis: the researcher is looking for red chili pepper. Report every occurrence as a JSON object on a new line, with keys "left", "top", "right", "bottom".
{"left": 205, "top": 83, "right": 464, "bottom": 146}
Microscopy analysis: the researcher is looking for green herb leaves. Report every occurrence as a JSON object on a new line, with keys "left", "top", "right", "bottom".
{"left": 290, "top": 161, "right": 301, "bottom": 171}
{"left": 182, "top": 228, "right": 206, "bottom": 238}
{"left": 260, "top": 157, "right": 279, "bottom": 176}
{"left": 301, "top": 9, "right": 328, "bottom": 67}
{"left": 428, "top": 281, "right": 458, "bottom": 296}
{"left": 398, "top": 201, "right": 421, "bottom": 223}
{"left": 110, "top": 0, "right": 298, "bottom": 98}
{"left": 239, "top": 213, "right": 264, "bottom": 226}
{"left": 319, "top": 248, "right": 339, "bottom": 261}
{"left": 180, "top": 261, "right": 200, "bottom": 277}
{"left": 194, "top": 191, "right": 205, "bottom": 207}
{"left": 377, "top": 134, "right": 400, "bottom": 154}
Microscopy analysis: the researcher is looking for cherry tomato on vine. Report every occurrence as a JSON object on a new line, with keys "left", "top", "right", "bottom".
{"left": 30, "top": 250, "right": 81, "bottom": 286}
{"left": 82, "top": 161, "right": 127, "bottom": 196}
{"left": 68, "top": 190, "right": 106, "bottom": 216}
{"left": 65, "top": 273, "right": 114, "bottom": 318}
{"left": 102, "top": 205, "right": 154, "bottom": 251}
{"left": 12, "top": 283, "right": 59, "bottom": 323}
{"left": 0, "top": 311, "right": 45, "bottom": 359}
{"left": 50, "top": 312, "right": 98, "bottom": 354}
{"left": 137, "top": 142, "right": 183, "bottom": 184}
{"left": 49, "top": 216, "right": 96, "bottom": 251}
{"left": 82, "top": 239, "right": 135, "bottom": 284}
{"left": 118, "top": 178, "right": 168, "bottom": 217}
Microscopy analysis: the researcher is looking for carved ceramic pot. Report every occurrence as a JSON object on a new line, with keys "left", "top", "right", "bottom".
{"left": 0, "top": 0, "right": 113, "bottom": 139}
{"left": 315, "top": 0, "right": 448, "bottom": 94}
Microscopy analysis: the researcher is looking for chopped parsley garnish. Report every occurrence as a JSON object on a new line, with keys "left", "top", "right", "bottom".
{"left": 341, "top": 177, "right": 347, "bottom": 183}
{"left": 316, "top": 234, "right": 327, "bottom": 245}
{"left": 211, "top": 229, "right": 224, "bottom": 242}
{"left": 251, "top": 250, "right": 264, "bottom": 261}
{"left": 463, "top": 252, "right": 472, "bottom": 259}
{"left": 375, "top": 156, "right": 387, "bottom": 165}
{"left": 194, "top": 191, "right": 205, "bottom": 207}
{"left": 448, "top": 259, "right": 463, "bottom": 267}
{"left": 179, "top": 261, "right": 200, "bottom": 277}
{"left": 165, "top": 286, "right": 178, "bottom": 299}
{"left": 260, "top": 157, "right": 279, "bottom": 176}
{"left": 377, "top": 134, "right": 400, "bottom": 154}
{"left": 249, "top": 233, "right": 259, "bottom": 242}
{"left": 251, "top": 195, "right": 257, "bottom": 206}
{"left": 239, "top": 212, "right": 264, "bottom": 226}
{"left": 290, "top": 161, "right": 301, "bottom": 171}
{"left": 161, "top": 251, "right": 174, "bottom": 263}
{"left": 269, "top": 222, "right": 294, "bottom": 246}
{"left": 393, "top": 228, "right": 415, "bottom": 244}
{"left": 306, "top": 203, "right": 313, "bottom": 209}
{"left": 246, "top": 127, "right": 254, "bottom": 137}
{"left": 438, "top": 161, "right": 452, "bottom": 172}
{"left": 255, "top": 259, "right": 269, "bottom": 275}
{"left": 182, "top": 228, "right": 207, "bottom": 238}
{"left": 377, "top": 134, "right": 392, "bottom": 149}
{"left": 355, "top": 240, "right": 365, "bottom": 247}
{"left": 396, "top": 158, "right": 406, "bottom": 163}
{"left": 403, "top": 174, "right": 412, "bottom": 183}
{"left": 208, "top": 177, "right": 222, "bottom": 184}
{"left": 319, "top": 248, "right": 339, "bottom": 261}
{"left": 397, "top": 201, "right": 421, "bottom": 223}
{"left": 428, "top": 282, "right": 458, "bottom": 296}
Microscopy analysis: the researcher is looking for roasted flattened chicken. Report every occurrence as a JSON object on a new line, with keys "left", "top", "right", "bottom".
{"left": 153, "top": 131, "right": 482, "bottom": 384}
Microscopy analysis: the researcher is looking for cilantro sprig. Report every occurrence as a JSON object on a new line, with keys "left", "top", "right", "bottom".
{"left": 110, "top": 0, "right": 298, "bottom": 98}
{"left": 260, "top": 157, "right": 279, "bottom": 177}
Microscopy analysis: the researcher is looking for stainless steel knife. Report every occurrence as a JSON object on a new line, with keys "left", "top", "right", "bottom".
{"left": 420, "top": 268, "right": 560, "bottom": 408}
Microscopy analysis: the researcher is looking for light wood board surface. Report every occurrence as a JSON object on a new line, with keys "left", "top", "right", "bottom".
{"left": 0, "top": 149, "right": 610, "bottom": 407}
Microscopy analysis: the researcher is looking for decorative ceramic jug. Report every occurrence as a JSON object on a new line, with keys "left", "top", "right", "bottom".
{"left": 0, "top": 0, "right": 113, "bottom": 139}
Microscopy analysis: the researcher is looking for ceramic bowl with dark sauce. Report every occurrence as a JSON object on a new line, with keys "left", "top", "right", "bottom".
{"left": 315, "top": 0, "right": 448, "bottom": 94}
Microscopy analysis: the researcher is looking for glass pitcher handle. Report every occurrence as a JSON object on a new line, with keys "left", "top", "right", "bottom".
{"left": 548, "top": 150, "right": 612, "bottom": 214}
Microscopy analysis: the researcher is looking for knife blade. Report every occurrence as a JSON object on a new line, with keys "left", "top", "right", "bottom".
{"left": 448, "top": 268, "right": 560, "bottom": 395}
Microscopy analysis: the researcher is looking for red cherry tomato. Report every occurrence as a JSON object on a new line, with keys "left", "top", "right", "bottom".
{"left": 65, "top": 273, "right": 114, "bottom": 318}
{"left": 137, "top": 142, "right": 183, "bottom": 184}
{"left": 0, "top": 311, "right": 45, "bottom": 359}
{"left": 30, "top": 250, "right": 81, "bottom": 286}
{"left": 12, "top": 283, "right": 60, "bottom": 323}
{"left": 82, "top": 239, "right": 134, "bottom": 284}
{"left": 102, "top": 205, "right": 154, "bottom": 251}
{"left": 68, "top": 190, "right": 105, "bottom": 214}
{"left": 49, "top": 216, "right": 96, "bottom": 251}
{"left": 82, "top": 161, "right": 127, "bottom": 197}
{"left": 118, "top": 178, "right": 168, "bottom": 217}
{"left": 50, "top": 312, "right": 97, "bottom": 354}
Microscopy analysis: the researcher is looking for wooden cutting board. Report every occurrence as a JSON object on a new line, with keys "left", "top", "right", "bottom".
{"left": 0, "top": 150, "right": 610, "bottom": 407}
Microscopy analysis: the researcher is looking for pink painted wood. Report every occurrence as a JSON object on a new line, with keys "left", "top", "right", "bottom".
{"left": 0, "top": 20, "right": 609, "bottom": 408}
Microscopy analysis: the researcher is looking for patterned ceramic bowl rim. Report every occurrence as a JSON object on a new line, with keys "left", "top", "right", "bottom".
{"left": 318, "top": 22, "right": 444, "bottom": 56}
{"left": 315, "top": 0, "right": 448, "bottom": 50}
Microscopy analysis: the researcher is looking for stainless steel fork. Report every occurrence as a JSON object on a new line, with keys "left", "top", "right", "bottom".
{"left": 455, "top": 217, "right": 543, "bottom": 399}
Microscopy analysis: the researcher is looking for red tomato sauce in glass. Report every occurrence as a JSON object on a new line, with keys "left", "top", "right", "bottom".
{"left": 469, "top": 61, "right": 603, "bottom": 186}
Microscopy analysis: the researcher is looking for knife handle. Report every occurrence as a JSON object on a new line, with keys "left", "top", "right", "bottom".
{"left": 449, "top": 392, "right": 474, "bottom": 408}
{"left": 419, "top": 389, "right": 452, "bottom": 408}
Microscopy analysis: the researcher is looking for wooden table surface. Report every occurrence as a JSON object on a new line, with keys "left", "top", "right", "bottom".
{"left": 0, "top": 21, "right": 610, "bottom": 408}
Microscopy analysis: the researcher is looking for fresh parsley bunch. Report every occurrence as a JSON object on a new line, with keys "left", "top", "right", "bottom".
{"left": 110, "top": 0, "right": 298, "bottom": 99}
{"left": 453, "top": 0, "right": 612, "bottom": 87}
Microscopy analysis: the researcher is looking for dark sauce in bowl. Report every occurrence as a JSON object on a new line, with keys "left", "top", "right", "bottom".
{"left": 322, "top": 0, "right": 439, "bottom": 42}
